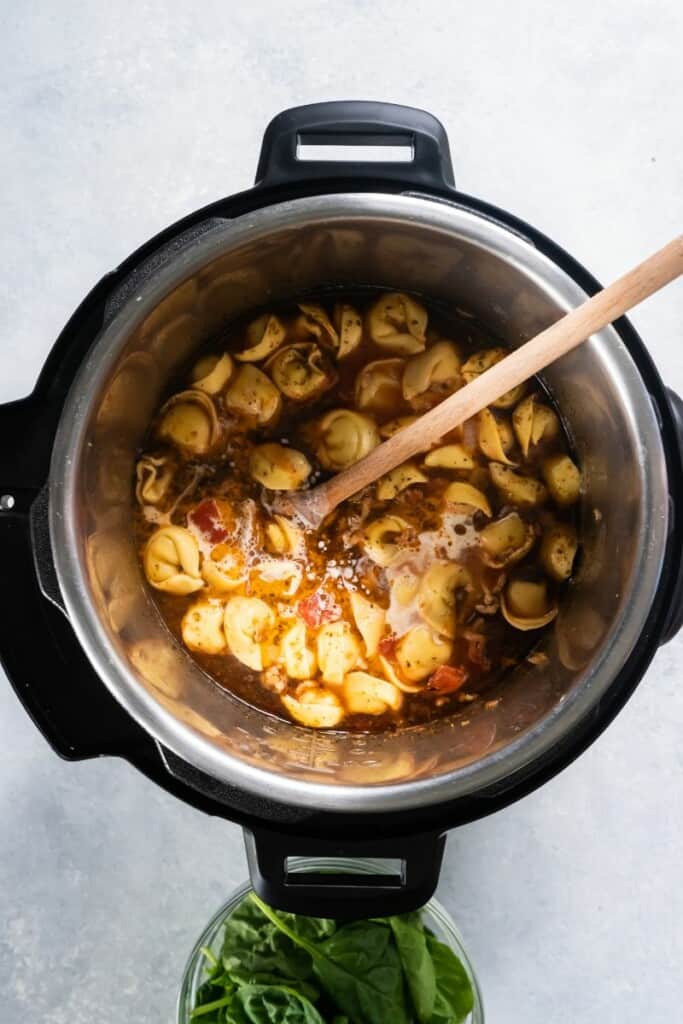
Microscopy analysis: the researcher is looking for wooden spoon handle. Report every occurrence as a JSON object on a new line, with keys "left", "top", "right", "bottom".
{"left": 316, "top": 233, "right": 683, "bottom": 514}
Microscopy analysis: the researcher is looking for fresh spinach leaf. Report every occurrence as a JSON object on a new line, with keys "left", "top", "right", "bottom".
{"left": 227, "top": 968, "right": 319, "bottom": 1003}
{"left": 388, "top": 913, "right": 436, "bottom": 1023}
{"left": 252, "top": 896, "right": 410, "bottom": 1024}
{"left": 228, "top": 984, "right": 326, "bottom": 1024}
{"left": 426, "top": 935, "right": 474, "bottom": 1024}
{"left": 277, "top": 909, "right": 337, "bottom": 943}
{"left": 194, "top": 977, "right": 229, "bottom": 1007}
{"left": 313, "top": 922, "right": 410, "bottom": 1024}
{"left": 190, "top": 990, "right": 236, "bottom": 1018}
{"left": 221, "top": 897, "right": 314, "bottom": 983}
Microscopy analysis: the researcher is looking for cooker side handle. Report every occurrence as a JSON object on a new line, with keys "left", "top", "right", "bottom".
{"left": 244, "top": 825, "right": 446, "bottom": 920}
{"left": 660, "top": 387, "right": 683, "bottom": 643}
{"left": 255, "top": 101, "right": 455, "bottom": 192}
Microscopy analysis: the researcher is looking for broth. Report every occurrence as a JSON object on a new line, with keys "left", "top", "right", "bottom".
{"left": 134, "top": 292, "right": 580, "bottom": 732}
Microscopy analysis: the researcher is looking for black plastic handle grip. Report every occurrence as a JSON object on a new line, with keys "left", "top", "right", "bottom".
{"left": 661, "top": 387, "right": 683, "bottom": 643}
{"left": 244, "top": 825, "right": 446, "bottom": 920}
{"left": 255, "top": 101, "right": 455, "bottom": 192}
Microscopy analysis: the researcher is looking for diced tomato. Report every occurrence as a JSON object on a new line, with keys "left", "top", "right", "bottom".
{"left": 297, "top": 590, "right": 341, "bottom": 628}
{"left": 188, "top": 499, "right": 229, "bottom": 544}
{"left": 428, "top": 664, "right": 468, "bottom": 694}
{"left": 466, "top": 634, "right": 491, "bottom": 671}
{"left": 378, "top": 634, "right": 398, "bottom": 658}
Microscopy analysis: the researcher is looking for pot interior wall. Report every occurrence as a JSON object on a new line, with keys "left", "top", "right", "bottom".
{"left": 69, "top": 198, "right": 664, "bottom": 805}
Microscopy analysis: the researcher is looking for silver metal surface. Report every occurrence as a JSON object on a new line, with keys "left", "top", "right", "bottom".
{"left": 49, "top": 192, "right": 669, "bottom": 812}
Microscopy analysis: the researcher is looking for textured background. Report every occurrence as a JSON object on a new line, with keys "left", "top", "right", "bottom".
{"left": 1, "top": 2, "right": 682, "bottom": 1022}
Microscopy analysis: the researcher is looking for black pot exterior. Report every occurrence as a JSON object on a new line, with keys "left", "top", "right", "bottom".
{"left": 1, "top": 102, "right": 682, "bottom": 917}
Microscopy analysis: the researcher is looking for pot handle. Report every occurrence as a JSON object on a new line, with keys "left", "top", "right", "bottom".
{"left": 244, "top": 825, "right": 446, "bottom": 919}
{"left": 255, "top": 101, "right": 455, "bottom": 192}
{"left": 660, "top": 387, "right": 683, "bottom": 643}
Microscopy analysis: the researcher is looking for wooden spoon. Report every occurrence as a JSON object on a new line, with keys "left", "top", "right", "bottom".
{"left": 278, "top": 234, "right": 683, "bottom": 529}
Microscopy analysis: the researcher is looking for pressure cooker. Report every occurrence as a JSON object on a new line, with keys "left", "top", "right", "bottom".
{"left": 2, "top": 102, "right": 682, "bottom": 919}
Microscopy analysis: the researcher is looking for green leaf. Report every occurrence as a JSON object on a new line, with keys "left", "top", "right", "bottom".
{"left": 250, "top": 897, "right": 410, "bottom": 1024}
{"left": 228, "top": 984, "right": 326, "bottom": 1024}
{"left": 388, "top": 913, "right": 436, "bottom": 1023}
{"left": 276, "top": 910, "right": 337, "bottom": 943}
{"left": 313, "top": 922, "right": 410, "bottom": 1024}
{"left": 426, "top": 936, "right": 474, "bottom": 1024}
{"left": 227, "top": 968, "right": 319, "bottom": 1003}
{"left": 221, "top": 897, "right": 314, "bottom": 983}
{"left": 190, "top": 992, "right": 236, "bottom": 1018}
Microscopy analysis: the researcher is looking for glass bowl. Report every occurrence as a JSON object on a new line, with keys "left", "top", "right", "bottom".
{"left": 177, "top": 858, "right": 484, "bottom": 1023}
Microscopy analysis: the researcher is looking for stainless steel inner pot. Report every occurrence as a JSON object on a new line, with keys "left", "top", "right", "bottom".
{"left": 48, "top": 193, "right": 669, "bottom": 813}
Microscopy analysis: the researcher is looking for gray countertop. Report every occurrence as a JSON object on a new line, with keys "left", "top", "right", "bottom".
{"left": 1, "top": 3, "right": 682, "bottom": 1021}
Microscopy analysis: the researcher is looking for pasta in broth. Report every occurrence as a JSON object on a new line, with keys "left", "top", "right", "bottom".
{"left": 135, "top": 292, "right": 581, "bottom": 732}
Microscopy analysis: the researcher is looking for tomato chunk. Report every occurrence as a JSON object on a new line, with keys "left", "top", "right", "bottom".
{"left": 466, "top": 634, "right": 491, "bottom": 671}
{"left": 188, "top": 499, "right": 229, "bottom": 544}
{"left": 428, "top": 664, "right": 468, "bottom": 694}
{"left": 297, "top": 590, "right": 341, "bottom": 627}
{"left": 378, "top": 634, "right": 398, "bottom": 658}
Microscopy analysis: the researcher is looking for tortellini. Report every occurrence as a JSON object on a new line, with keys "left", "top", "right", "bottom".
{"left": 424, "top": 444, "right": 474, "bottom": 471}
{"left": 478, "top": 409, "right": 515, "bottom": 464}
{"left": 333, "top": 303, "right": 363, "bottom": 359}
{"left": 380, "top": 415, "right": 418, "bottom": 438}
{"left": 265, "top": 515, "right": 305, "bottom": 556}
{"left": 489, "top": 463, "right": 548, "bottom": 506}
{"left": 354, "top": 358, "right": 405, "bottom": 416}
{"left": 181, "top": 599, "right": 227, "bottom": 654}
{"left": 402, "top": 340, "right": 461, "bottom": 405}
{"left": 190, "top": 352, "right": 234, "bottom": 394}
{"left": 501, "top": 578, "right": 558, "bottom": 631}
{"left": 136, "top": 454, "right": 175, "bottom": 506}
{"left": 461, "top": 347, "right": 526, "bottom": 408}
{"left": 235, "top": 314, "right": 286, "bottom": 362}
{"left": 281, "top": 683, "right": 344, "bottom": 729}
{"left": 444, "top": 481, "right": 492, "bottom": 516}
{"left": 201, "top": 546, "right": 248, "bottom": 591}
{"left": 542, "top": 454, "right": 582, "bottom": 505}
{"left": 368, "top": 292, "right": 428, "bottom": 354}
{"left": 376, "top": 461, "right": 427, "bottom": 500}
{"left": 379, "top": 652, "right": 423, "bottom": 694}
{"left": 281, "top": 621, "right": 317, "bottom": 680}
{"left": 316, "top": 621, "right": 361, "bottom": 685}
{"left": 417, "top": 563, "right": 472, "bottom": 638}
{"left": 249, "top": 443, "right": 312, "bottom": 490}
{"left": 225, "top": 365, "right": 282, "bottom": 425}
{"left": 295, "top": 302, "right": 339, "bottom": 349}
{"left": 349, "top": 592, "right": 386, "bottom": 658}
{"left": 540, "top": 522, "right": 578, "bottom": 581}
{"left": 315, "top": 409, "right": 380, "bottom": 470}
{"left": 479, "top": 512, "right": 536, "bottom": 568}
{"left": 224, "top": 596, "right": 275, "bottom": 671}
{"left": 363, "top": 515, "right": 412, "bottom": 567}
{"left": 143, "top": 525, "right": 204, "bottom": 595}
{"left": 157, "top": 390, "right": 220, "bottom": 456}
{"left": 267, "top": 343, "right": 336, "bottom": 402}
{"left": 389, "top": 568, "right": 421, "bottom": 609}
{"left": 395, "top": 625, "right": 453, "bottom": 683}
{"left": 512, "top": 395, "right": 560, "bottom": 455}
{"left": 343, "top": 673, "right": 402, "bottom": 715}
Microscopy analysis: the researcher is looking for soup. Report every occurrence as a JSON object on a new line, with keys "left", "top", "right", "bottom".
{"left": 134, "top": 292, "right": 580, "bottom": 732}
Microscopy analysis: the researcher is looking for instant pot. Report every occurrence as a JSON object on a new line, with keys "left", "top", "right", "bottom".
{"left": 2, "top": 102, "right": 682, "bottom": 918}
